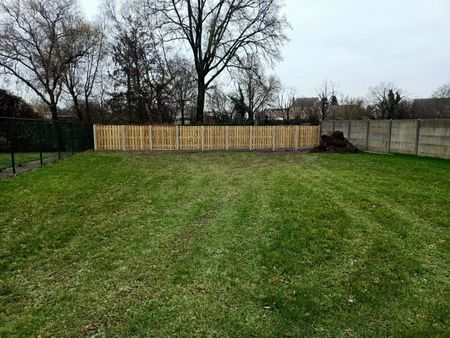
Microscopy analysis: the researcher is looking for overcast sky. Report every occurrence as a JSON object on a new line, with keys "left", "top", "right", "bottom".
{"left": 80, "top": 0, "right": 450, "bottom": 99}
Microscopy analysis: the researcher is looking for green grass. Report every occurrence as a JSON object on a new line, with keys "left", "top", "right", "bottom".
{"left": 1, "top": 151, "right": 449, "bottom": 337}
{"left": 0, "top": 152, "right": 57, "bottom": 171}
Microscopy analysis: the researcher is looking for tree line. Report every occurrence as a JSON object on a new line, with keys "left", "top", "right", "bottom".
{"left": 0, "top": 0, "right": 288, "bottom": 124}
{"left": 1, "top": 0, "right": 449, "bottom": 124}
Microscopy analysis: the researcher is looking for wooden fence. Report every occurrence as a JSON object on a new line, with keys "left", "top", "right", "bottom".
{"left": 93, "top": 125, "right": 320, "bottom": 151}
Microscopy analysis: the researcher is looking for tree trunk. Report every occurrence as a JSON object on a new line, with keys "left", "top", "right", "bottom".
{"left": 69, "top": 92, "right": 83, "bottom": 121}
{"left": 196, "top": 78, "right": 206, "bottom": 124}
{"left": 181, "top": 101, "right": 185, "bottom": 125}
{"left": 84, "top": 95, "right": 92, "bottom": 124}
{"left": 49, "top": 99, "right": 58, "bottom": 120}
{"left": 248, "top": 111, "right": 254, "bottom": 125}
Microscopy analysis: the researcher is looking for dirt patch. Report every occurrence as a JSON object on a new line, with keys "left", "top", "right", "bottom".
{"left": 311, "top": 131, "right": 359, "bottom": 153}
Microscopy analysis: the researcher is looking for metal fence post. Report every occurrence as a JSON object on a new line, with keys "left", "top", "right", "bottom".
{"left": 9, "top": 119, "right": 16, "bottom": 174}
{"left": 415, "top": 119, "right": 421, "bottom": 156}
{"left": 37, "top": 120, "right": 43, "bottom": 166}
{"left": 55, "top": 121, "right": 62, "bottom": 160}
{"left": 70, "top": 122, "right": 74, "bottom": 155}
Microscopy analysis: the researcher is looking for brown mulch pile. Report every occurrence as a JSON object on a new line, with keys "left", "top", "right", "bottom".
{"left": 311, "top": 131, "right": 359, "bottom": 153}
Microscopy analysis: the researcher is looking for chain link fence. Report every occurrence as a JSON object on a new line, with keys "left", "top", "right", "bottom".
{"left": 0, "top": 117, "right": 93, "bottom": 175}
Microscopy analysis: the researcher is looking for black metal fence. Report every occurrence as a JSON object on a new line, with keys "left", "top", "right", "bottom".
{"left": 0, "top": 117, "right": 93, "bottom": 174}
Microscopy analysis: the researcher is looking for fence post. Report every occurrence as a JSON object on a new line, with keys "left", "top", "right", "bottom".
{"left": 249, "top": 126, "right": 253, "bottom": 150}
{"left": 318, "top": 122, "right": 322, "bottom": 145}
{"left": 415, "top": 119, "right": 421, "bottom": 156}
{"left": 149, "top": 125, "right": 153, "bottom": 150}
{"left": 176, "top": 126, "right": 180, "bottom": 151}
{"left": 38, "top": 120, "right": 43, "bottom": 166}
{"left": 70, "top": 122, "right": 74, "bottom": 155}
{"left": 365, "top": 119, "right": 370, "bottom": 151}
{"left": 9, "top": 119, "right": 16, "bottom": 174}
{"left": 295, "top": 125, "right": 299, "bottom": 151}
{"left": 347, "top": 121, "right": 351, "bottom": 140}
{"left": 55, "top": 121, "right": 62, "bottom": 160}
{"left": 225, "top": 126, "right": 229, "bottom": 150}
{"left": 93, "top": 125, "right": 97, "bottom": 151}
{"left": 272, "top": 126, "right": 276, "bottom": 151}
{"left": 201, "top": 126, "right": 205, "bottom": 151}
{"left": 121, "top": 125, "right": 126, "bottom": 151}
{"left": 387, "top": 119, "right": 393, "bottom": 153}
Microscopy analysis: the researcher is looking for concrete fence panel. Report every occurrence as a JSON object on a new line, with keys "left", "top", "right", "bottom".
{"left": 347, "top": 120, "right": 368, "bottom": 150}
{"left": 368, "top": 120, "right": 390, "bottom": 153}
{"left": 321, "top": 118, "right": 450, "bottom": 159}
{"left": 390, "top": 119, "right": 417, "bottom": 155}
{"left": 418, "top": 119, "right": 450, "bottom": 159}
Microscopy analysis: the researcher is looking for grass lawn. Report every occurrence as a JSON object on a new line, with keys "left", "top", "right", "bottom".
{"left": 1, "top": 151, "right": 449, "bottom": 337}
{"left": 0, "top": 152, "right": 57, "bottom": 171}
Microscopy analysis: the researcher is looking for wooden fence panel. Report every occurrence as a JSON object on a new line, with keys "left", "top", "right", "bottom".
{"left": 253, "top": 126, "right": 272, "bottom": 149}
{"left": 228, "top": 126, "right": 250, "bottom": 149}
{"left": 204, "top": 126, "right": 226, "bottom": 150}
{"left": 152, "top": 126, "right": 176, "bottom": 150}
{"left": 94, "top": 125, "right": 320, "bottom": 151}
{"left": 179, "top": 126, "right": 201, "bottom": 150}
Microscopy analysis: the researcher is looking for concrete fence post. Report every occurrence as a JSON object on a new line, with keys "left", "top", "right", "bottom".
{"left": 93, "top": 125, "right": 97, "bottom": 151}
{"left": 415, "top": 119, "right": 421, "bottom": 156}
{"left": 347, "top": 121, "right": 351, "bottom": 140}
{"left": 365, "top": 120, "right": 370, "bottom": 151}
{"left": 387, "top": 119, "right": 393, "bottom": 153}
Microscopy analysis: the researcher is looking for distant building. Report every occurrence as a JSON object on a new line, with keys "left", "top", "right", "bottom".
{"left": 410, "top": 98, "right": 450, "bottom": 119}
{"left": 256, "top": 97, "right": 320, "bottom": 123}
{"left": 290, "top": 97, "right": 320, "bottom": 119}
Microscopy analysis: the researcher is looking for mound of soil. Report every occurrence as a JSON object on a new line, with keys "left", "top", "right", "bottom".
{"left": 311, "top": 131, "right": 359, "bottom": 153}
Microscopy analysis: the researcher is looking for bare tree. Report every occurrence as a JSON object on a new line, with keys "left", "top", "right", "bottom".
{"left": 153, "top": 0, "right": 288, "bottom": 123}
{"left": 232, "top": 54, "right": 279, "bottom": 124}
{"left": 276, "top": 86, "right": 296, "bottom": 121}
{"left": 171, "top": 57, "right": 196, "bottom": 125}
{"left": 368, "top": 82, "right": 404, "bottom": 119}
{"left": 63, "top": 23, "right": 105, "bottom": 122}
{"left": 207, "top": 86, "right": 233, "bottom": 123}
{"left": 105, "top": 1, "right": 178, "bottom": 123}
{"left": 433, "top": 82, "right": 450, "bottom": 99}
{"left": 0, "top": 0, "right": 90, "bottom": 119}
{"left": 315, "top": 80, "right": 338, "bottom": 121}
